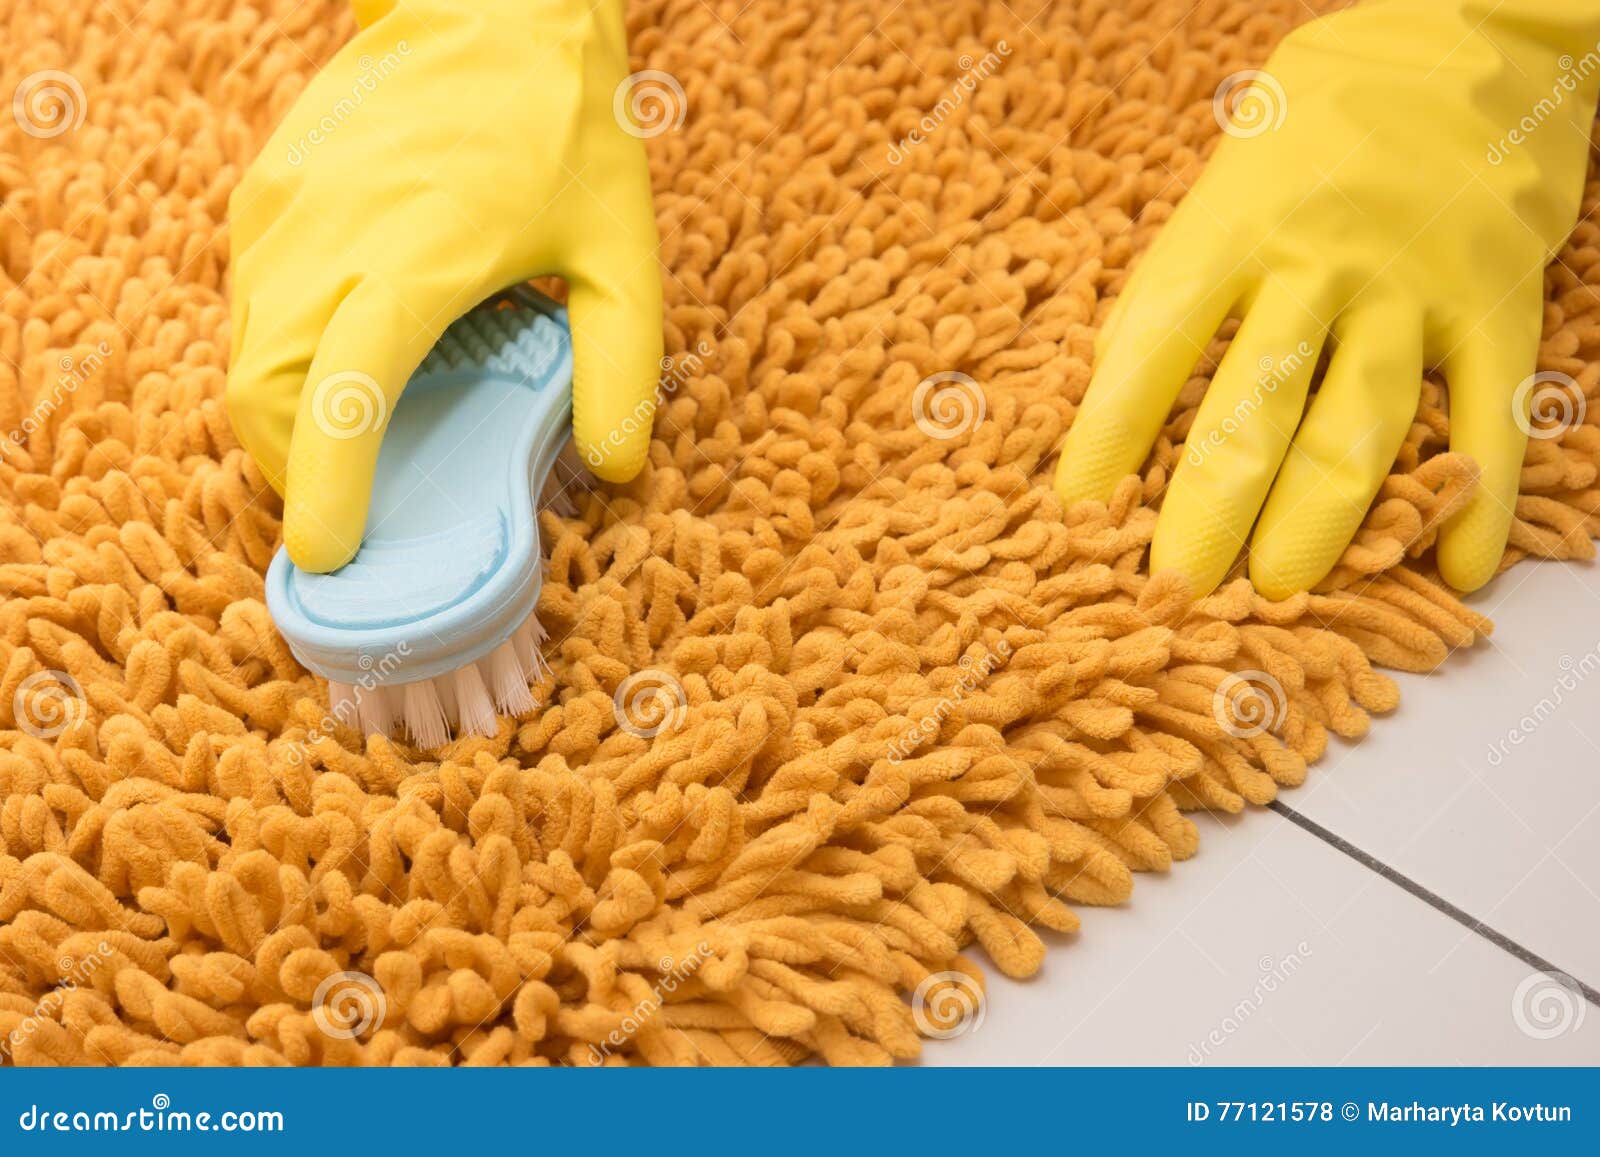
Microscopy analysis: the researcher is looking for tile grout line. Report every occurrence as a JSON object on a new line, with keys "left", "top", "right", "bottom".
{"left": 1268, "top": 800, "right": 1600, "bottom": 1008}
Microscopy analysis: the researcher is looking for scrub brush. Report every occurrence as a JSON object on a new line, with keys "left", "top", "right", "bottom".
{"left": 265, "top": 285, "right": 589, "bottom": 747}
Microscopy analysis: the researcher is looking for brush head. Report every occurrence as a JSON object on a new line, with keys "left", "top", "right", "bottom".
{"left": 265, "top": 286, "right": 594, "bottom": 749}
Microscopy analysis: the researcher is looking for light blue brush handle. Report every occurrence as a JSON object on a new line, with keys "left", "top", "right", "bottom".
{"left": 265, "top": 287, "right": 573, "bottom": 686}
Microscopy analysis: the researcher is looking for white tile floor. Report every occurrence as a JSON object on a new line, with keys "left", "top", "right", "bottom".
{"left": 927, "top": 559, "right": 1600, "bottom": 1065}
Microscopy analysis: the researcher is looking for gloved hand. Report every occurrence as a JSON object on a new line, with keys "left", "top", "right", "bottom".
{"left": 226, "top": 0, "right": 662, "bottom": 573}
{"left": 1055, "top": 0, "right": 1600, "bottom": 598}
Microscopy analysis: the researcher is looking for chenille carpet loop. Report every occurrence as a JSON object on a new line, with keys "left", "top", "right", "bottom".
{"left": 1, "top": 0, "right": 1597, "bottom": 1066}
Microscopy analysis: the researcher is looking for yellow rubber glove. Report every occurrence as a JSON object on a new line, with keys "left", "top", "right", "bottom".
{"left": 1055, "top": 0, "right": 1600, "bottom": 598}
{"left": 226, "top": 0, "right": 662, "bottom": 573}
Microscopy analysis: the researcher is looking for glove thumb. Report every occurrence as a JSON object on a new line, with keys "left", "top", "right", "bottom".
{"left": 566, "top": 248, "right": 665, "bottom": 483}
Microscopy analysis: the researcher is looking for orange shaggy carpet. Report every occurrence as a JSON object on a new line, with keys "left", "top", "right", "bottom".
{"left": 1, "top": 0, "right": 1597, "bottom": 1065}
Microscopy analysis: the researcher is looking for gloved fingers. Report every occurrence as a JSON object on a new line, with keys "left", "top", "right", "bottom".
{"left": 282, "top": 275, "right": 454, "bottom": 572}
{"left": 565, "top": 250, "right": 665, "bottom": 484}
{"left": 1055, "top": 263, "right": 1237, "bottom": 506}
{"left": 1150, "top": 287, "right": 1326, "bottom": 597}
{"left": 226, "top": 365, "right": 299, "bottom": 499}
{"left": 1094, "top": 296, "right": 1123, "bottom": 364}
{"left": 1249, "top": 303, "right": 1424, "bottom": 598}
{"left": 225, "top": 282, "right": 335, "bottom": 499}
{"left": 224, "top": 192, "right": 364, "bottom": 494}
{"left": 558, "top": 131, "right": 663, "bottom": 484}
{"left": 1437, "top": 316, "right": 1540, "bottom": 592}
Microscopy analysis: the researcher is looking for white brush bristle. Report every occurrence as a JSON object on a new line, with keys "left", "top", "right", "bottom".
{"left": 453, "top": 664, "right": 498, "bottom": 738}
{"left": 401, "top": 680, "right": 450, "bottom": 749}
{"left": 354, "top": 684, "right": 395, "bottom": 738}
{"left": 511, "top": 624, "right": 534, "bottom": 672}
{"left": 334, "top": 611, "right": 549, "bottom": 749}
{"left": 436, "top": 672, "right": 460, "bottom": 727}
{"left": 360, "top": 611, "right": 553, "bottom": 745}
{"left": 515, "top": 621, "right": 552, "bottom": 682}
{"left": 487, "top": 638, "right": 537, "bottom": 716}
